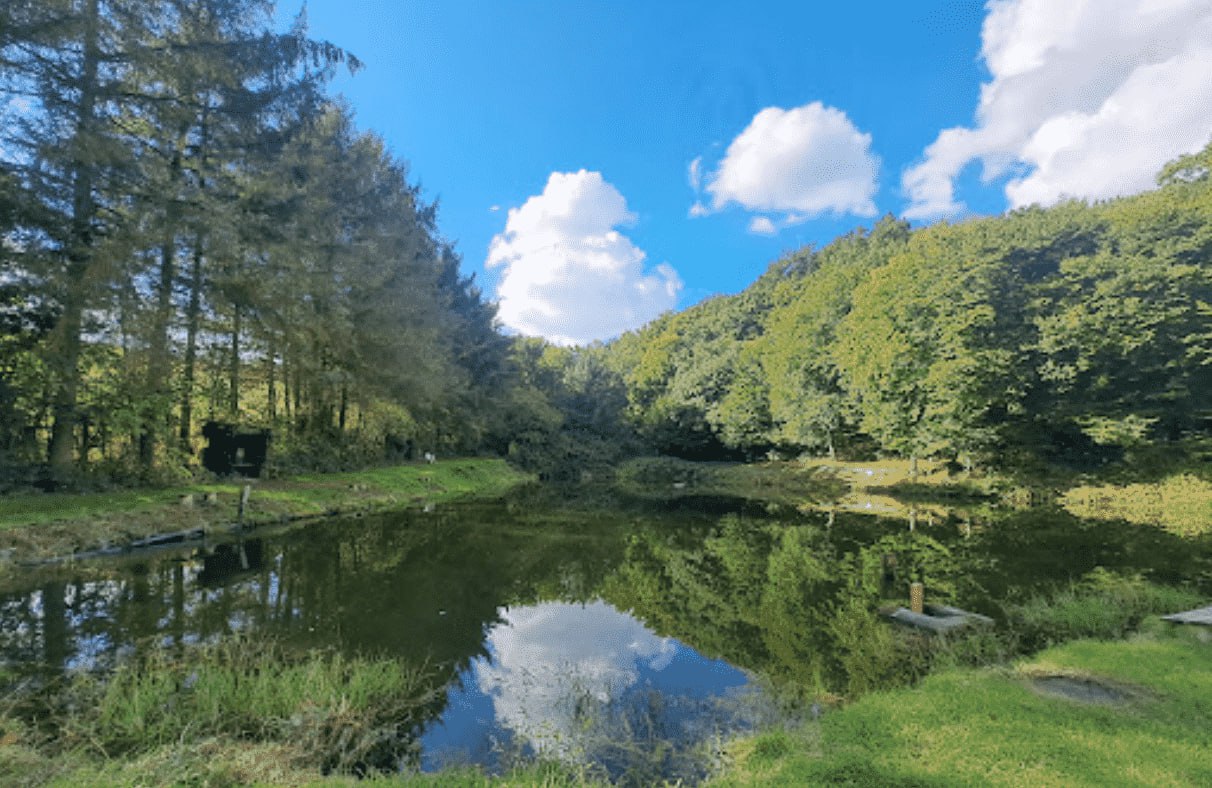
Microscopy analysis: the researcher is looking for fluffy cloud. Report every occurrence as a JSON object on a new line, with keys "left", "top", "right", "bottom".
{"left": 904, "top": 0, "right": 1212, "bottom": 218}
{"left": 487, "top": 170, "right": 682, "bottom": 346}
{"left": 701, "top": 102, "right": 880, "bottom": 224}
{"left": 748, "top": 216, "right": 777, "bottom": 235}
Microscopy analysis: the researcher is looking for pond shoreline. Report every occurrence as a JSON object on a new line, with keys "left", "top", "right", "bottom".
{"left": 10, "top": 453, "right": 1209, "bottom": 565}
{"left": 713, "top": 621, "right": 1212, "bottom": 786}
{"left": 0, "top": 458, "right": 534, "bottom": 563}
{"left": 0, "top": 469, "right": 1208, "bottom": 786}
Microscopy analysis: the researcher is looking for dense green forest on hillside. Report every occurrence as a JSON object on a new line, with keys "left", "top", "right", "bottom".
{"left": 0, "top": 0, "right": 618, "bottom": 487}
{"left": 605, "top": 144, "right": 1212, "bottom": 474}
{"left": 3, "top": 2, "right": 1211, "bottom": 491}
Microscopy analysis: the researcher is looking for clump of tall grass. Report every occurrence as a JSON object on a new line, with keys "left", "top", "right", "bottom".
{"left": 50, "top": 637, "right": 439, "bottom": 775}
{"left": 822, "top": 570, "right": 1201, "bottom": 704}
{"left": 1004, "top": 568, "right": 1204, "bottom": 651}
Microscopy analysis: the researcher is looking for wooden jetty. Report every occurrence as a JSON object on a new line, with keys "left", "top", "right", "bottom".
{"left": 1161, "top": 605, "right": 1212, "bottom": 626}
{"left": 886, "top": 603, "right": 994, "bottom": 634}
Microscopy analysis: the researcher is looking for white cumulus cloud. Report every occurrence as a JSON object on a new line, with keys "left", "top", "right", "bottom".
{"left": 748, "top": 216, "right": 777, "bottom": 235}
{"left": 903, "top": 0, "right": 1212, "bottom": 218}
{"left": 701, "top": 102, "right": 880, "bottom": 224}
{"left": 487, "top": 170, "right": 682, "bottom": 346}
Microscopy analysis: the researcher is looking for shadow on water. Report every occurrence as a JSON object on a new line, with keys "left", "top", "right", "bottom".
{"left": 0, "top": 485, "right": 1209, "bottom": 781}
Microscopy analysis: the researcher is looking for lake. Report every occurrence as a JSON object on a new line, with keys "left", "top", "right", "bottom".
{"left": 1, "top": 486, "right": 1209, "bottom": 783}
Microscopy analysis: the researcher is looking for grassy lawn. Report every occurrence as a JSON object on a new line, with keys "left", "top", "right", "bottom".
{"left": 714, "top": 621, "right": 1212, "bottom": 786}
{"left": 0, "top": 459, "right": 533, "bottom": 560}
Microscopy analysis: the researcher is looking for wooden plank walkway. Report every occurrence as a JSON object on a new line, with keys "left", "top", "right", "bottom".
{"left": 1161, "top": 605, "right": 1212, "bottom": 626}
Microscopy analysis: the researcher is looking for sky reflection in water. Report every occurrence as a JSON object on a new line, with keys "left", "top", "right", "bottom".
{"left": 419, "top": 599, "right": 767, "bottom": 779}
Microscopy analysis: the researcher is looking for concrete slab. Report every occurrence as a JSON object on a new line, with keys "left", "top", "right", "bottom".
{"left": 1162, "top": 605, "right": 1212, "bottom": 626}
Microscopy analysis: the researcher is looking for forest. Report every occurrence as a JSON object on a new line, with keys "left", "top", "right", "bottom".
{"left": 0, "top": 0, "right": 543, "bottom": 487}
{"left": 604, "top": 144, "right": 1212, "bottom": 475}
{"left": 3, "top": 1, "right": 1211, "bottom": 492}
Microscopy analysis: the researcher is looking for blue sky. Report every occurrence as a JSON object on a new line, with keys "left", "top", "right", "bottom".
{"left": 279, "top": 1, "right": 1212, "bottom": 346}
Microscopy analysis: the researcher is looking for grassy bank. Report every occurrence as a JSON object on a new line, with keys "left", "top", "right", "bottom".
{"left": 0, "top": 458, "right": 533, "bottom": 561}
{"left": 616, "top": 456, "right": 1007, "bottom": 515}
{"left": 0, "top": 638, "right": 440, "bottom": 786}
{"left": 715, "top": 621, "right": 1212, "bottom": 786}
{"left": 618, "top": 455, "right": 1212, "bottom": 524}
{"left": 16, "top": 626, "right": 1209, "bottom": 786}
{"left": 614, "top": 456, "right": 846, "bottom": 506}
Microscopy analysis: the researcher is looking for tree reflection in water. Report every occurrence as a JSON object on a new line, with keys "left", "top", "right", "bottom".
{"left": 0, "top": 490, "right": 1208, "bottom": 780}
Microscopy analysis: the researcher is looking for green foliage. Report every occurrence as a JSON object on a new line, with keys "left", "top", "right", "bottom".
{"left": 0, "top": 3, "right": 518, "bottom": 485}
{"left": 605, "top": 143, "right": 1212, "bottom": 474}
{"left": 762, "top": 217, "right": 911, "bottom": 457}
{"left": 492, "top": 339, "right": 640, "bottom": 479}
{"left": 1004, "top": 568, "right": 1205, "bottom": 650}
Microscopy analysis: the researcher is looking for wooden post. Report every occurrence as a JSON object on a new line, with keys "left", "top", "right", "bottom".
{"left": 910, "top": 582, "right": 925, "bottom": 614}
{"left": 238, "top": 484, "right": 251, "bottom": 525}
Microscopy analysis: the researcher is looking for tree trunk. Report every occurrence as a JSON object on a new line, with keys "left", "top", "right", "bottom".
{"left": 179, "top": 235, "right": 204, "bottom": 449}
{"left": 48, "top": 0, "right": 102, "bottom": 480}
{"left": 48, "top": 301, "right": 83, "bottom": 474}
{"left": 141, "top": 145, "right": 184, "bottom": 470}
{"left": 282, "top": 350, "right": 291, "bottom": 424}
{"left": 140, "top": 239, "right": 174, "bottom": 467}
{"left": 293, "top": 368, "right": 302, "bottom": 429}
{"left": 228, "top": 306, "right": 240, "bottom": 419}
{"left": 267, "top": 339, "right": 277, "bottom": 421}
{"left": 179, "top": 109, "right": 209, "bottom": 450}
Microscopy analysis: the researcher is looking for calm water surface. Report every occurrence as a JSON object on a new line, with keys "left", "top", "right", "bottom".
{"left": 1, "top": 487, "right": 1209, "bottom": 781}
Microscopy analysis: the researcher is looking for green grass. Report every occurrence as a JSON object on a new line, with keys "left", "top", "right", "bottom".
{"left": 0, "top": 458, "right": 533, "bottom": 560}
{"left": 19, "top": 753, "right": 601, "bottom": 788}
{"left": 0, "top": 637, "right": 442, "bottom": 786}
{"left": 1004, "top": 568, "right": 1206, "bottom": 650}
{"left": 714, "top": 622, "right": 1212, "bottom": 786}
